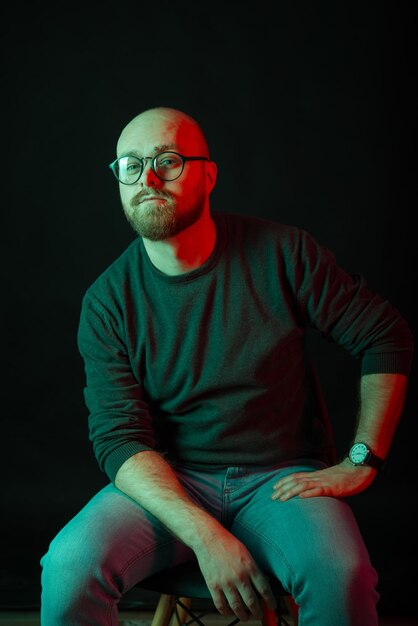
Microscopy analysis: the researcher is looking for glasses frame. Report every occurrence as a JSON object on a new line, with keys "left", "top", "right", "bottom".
{"left": 108, "top": 151, "right": 209, "bottom": 185}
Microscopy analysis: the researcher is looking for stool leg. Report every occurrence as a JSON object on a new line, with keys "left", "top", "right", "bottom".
{"left": 151, "top": 594, "right": 177, "bottom": 626}
{"left": 170, "top": 597, "right": 192, "bottom": 626}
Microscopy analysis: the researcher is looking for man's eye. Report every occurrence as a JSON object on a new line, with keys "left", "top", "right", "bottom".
{"left": 159, "top": 158, "right": 175, "bottom": 167}
{"left": 158, "top": 156, "right": 182, "bottom": 169}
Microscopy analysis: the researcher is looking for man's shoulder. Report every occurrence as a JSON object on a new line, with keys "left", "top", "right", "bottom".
{"left": 215, "top": 210, "right": 307, "bottom": 246}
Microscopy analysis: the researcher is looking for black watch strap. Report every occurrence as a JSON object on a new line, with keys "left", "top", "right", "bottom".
{"left": 363, "top": 451, "right": 385, "bottom": 471}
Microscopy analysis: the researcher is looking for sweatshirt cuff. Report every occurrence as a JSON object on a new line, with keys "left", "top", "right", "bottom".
{"left": 104, "top": 442, "right": 154, "bottom": 483}
{"left": 361, "top": 350, "right": 413, "bottom": 376}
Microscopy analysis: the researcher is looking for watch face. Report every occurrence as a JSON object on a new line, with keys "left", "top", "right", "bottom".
{"left": 349, "top": 442, "right": 369, "bottom": 464}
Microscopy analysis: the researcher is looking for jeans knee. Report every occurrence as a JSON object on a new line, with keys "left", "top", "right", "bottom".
{"left": 291, "top": 552, "right": 379, "bottom": 626}
{"left": 297, "top": 549, "right": 378, "bottom": 600}
{"left": 41, "top": 526, "right": 101, "bottom": 591}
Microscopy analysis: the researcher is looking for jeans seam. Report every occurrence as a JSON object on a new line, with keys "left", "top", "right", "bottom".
{"left": 234, "top": 517, "right": 300, "bottom": 597}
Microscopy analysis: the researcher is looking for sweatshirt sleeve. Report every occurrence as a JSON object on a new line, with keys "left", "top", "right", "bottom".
{"left": 288, "top": 228, "right": 414, "bottom": 375}
{"left": 77, "top": 291, "right": 155, "bottom": 482}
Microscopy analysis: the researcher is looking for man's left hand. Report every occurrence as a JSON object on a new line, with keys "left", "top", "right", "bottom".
{"left": 271, "top": 459, "right": 377, "bottom": 501}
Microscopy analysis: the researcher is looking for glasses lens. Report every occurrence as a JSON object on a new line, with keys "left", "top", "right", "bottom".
{"left": 154, "top": 152, "right": 184, "bottom": 181}
{"left": 115, "top": 156, "right": 142, "bottom": 184}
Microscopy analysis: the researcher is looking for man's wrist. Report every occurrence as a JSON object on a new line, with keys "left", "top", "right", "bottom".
{"left": 347, "top": 442, "right": 385, "bottom": 471}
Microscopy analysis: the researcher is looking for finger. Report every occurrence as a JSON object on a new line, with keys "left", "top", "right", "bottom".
{"left": 272, "top": 479, "right": 306, "bottom": 500}
{"left": 236, "top": 580, "right": 266, "bottom": 619}
{"left": 210, "top": 587, "right": 235, "bottom": 617}
{"left": 273, "top": 471, "right": 312, "bottom": 490}
{"left": 223, "top": 586, "right": 254, "bottom": 622}
{"left": 250, "top": 572, "right": 277, "bottom": 611}
{"left": 299, "top": 487, "right": 327, "bottom": 498}
{"left": 272, "top": 479, "right": 320, "bottom": 501}
{"left": 240, "top": 594, "right": 262, "bottom": 620}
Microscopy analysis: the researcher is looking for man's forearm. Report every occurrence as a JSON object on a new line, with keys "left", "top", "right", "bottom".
{"left": 354, "top": 372, "right": 408, "bottom": 458}
{"left": 114, "top": 450, "right": 224, "bottom": 552}
{"left": 272, "top": 372, "right": 409, "bottom": 501}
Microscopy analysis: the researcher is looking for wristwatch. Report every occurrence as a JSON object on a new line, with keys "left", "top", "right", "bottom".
{"left": 348, "top": 442, "right": 385, "bottom": 471}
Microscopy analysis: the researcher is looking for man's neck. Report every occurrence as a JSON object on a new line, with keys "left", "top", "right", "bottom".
{"left": 142, "top": 212, "right": 217, "bottom": 276}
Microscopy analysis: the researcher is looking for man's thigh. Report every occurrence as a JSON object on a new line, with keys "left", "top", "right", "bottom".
{"left": 41, "top": 482, "right": 194, "bottom": 590}
{"left": 230, "top": 466, "right": 374, "bottom": 593}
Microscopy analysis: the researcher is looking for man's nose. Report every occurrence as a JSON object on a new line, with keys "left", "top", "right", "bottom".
{"left": 141, "top": 159, "right": 161, "bottom": 186}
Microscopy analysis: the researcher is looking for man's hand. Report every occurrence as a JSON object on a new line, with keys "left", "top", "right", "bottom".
{"left": 271, "top": 459, "right": 377, "bottom": 502}
{"left": 194, "top": 528, "right": 277, "bottom": 622}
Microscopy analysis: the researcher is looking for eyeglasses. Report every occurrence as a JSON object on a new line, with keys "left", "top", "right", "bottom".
{"left": 109, "top": 151, "right": 209, "bottom": 185}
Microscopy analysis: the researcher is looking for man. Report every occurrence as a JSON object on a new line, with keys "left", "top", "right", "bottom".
{"left": 40, "top": 107, "right": 413, "bottom": 625}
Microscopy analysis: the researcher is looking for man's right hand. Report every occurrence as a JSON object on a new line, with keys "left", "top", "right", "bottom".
{"left": 194, "top": 527, "right": 277, "bottom": 622}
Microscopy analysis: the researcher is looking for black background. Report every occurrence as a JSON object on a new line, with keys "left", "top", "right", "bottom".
{"left": 1, "top": 1, "right": 417, "bottom": 618}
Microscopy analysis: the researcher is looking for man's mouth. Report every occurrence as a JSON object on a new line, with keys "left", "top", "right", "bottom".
{"left": 140, "top": 196, "right": 166, "bottom": 203}
{"left": 133, "top": 194, "right": 168, "bottom": 206}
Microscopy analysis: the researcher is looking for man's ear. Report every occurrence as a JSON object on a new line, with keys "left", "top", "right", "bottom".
{"left": 206, "top": 161, "right": 218, "bottom": 193}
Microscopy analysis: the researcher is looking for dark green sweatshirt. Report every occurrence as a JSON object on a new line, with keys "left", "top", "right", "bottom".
{"left": 77, "top": 211, "right": 414, "bottom": 482}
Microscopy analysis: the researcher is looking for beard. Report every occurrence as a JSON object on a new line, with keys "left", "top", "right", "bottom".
{"left": 122, "top": 188, "right": 206, "bottom": 241}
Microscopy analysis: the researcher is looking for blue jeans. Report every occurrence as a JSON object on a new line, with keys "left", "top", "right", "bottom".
{"left": 40, "top": 462, "right": 379, "bottom": 625}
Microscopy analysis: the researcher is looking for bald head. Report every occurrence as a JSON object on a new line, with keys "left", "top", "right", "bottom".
{"left": 116, "top": 107, "right": 210, "bottom": 159}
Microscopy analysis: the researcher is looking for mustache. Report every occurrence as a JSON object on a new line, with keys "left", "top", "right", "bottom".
{"left": 131, "top": 189, "right": 172, "bottom": 207}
